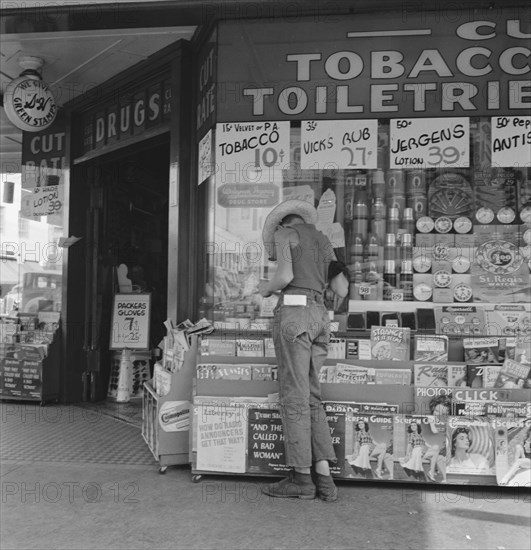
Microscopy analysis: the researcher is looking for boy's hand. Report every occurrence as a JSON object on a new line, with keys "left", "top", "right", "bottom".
{"left": 259, "top": 279, "right": 272, "bottom": 298}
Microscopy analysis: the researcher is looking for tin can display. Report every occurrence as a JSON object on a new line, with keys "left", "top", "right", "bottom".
{"left": 406, "top": 170, "right": 427, "bottom": 194}
{"left": 407, "top": 194, "right": 428, "bottom": 219}
{"left": 387, "top": 194, "right": 406, "bottom": 212}
{"left": 385, "top": 170, "right": 405, "bottom": 194}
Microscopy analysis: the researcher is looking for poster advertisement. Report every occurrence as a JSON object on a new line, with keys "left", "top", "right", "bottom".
{"left": 491, "top": 116, "right": 531, "bottom": 168}
{"left": 300, "top": 119, "right": 378, "bottom": 169}
{"left": 196, "top": 403, "right": 247, "bottom": 473}
{"left": 390, "top": 117, "right": 469, "bottom": 169}
{"left": 110, "top": 293, "right": 151, "bottom": 350}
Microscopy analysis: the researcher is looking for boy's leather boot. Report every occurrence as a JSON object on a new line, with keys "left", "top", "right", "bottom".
{"left": 261, "top": 471, "right": 316, "bottom": 499}
{"left": 314, "top": 473, "right": 338, "bottom": 502}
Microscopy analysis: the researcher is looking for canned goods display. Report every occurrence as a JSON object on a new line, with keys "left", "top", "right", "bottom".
{"left": 385, "top": 169, "right": 405, "bottom": 194}
{"left": 407, "top": 194, "right": 428, "bottom": 219}
{"left": 406, "top": 170, "right": 427, "bottom": 194}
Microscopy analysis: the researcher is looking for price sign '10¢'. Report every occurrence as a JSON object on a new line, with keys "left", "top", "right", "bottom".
{"left": 300, "top": 120, "right": 378, "bottom": 170}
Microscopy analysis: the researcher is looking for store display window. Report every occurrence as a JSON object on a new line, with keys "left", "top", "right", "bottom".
{"left": 0, "top": 119, "right": 65, "bottom": 319}
{"left": 198, "top": 116, "right": 530, "bottom": 330}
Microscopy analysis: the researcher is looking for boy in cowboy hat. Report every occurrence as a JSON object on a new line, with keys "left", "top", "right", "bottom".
{"left": 259, "top": 199, "right": 348, "bottom": 501}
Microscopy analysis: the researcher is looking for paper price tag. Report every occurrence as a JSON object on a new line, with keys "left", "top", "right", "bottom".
{"left": 391, "top": 290, "right": 404, "bottom": 301}
{"left": 301, "top": 120, "right": 378, "bottom": 169}
{"left": 390, "top": 117, "right": 469, "bottom": 169}
{"left": 359, "top": 284, "right": 371, "bottom": 296}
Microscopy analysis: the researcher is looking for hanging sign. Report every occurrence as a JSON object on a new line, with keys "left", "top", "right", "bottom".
{"left": 491, "top": 116, "right": 531, "bottom": 168}
{"left": 110, "top": 293, "right": 151, "bottom": 350}
{"left": 21, "top": 184, "right": 64, "bottom": 218}
{"left": 4, "top": 76, "right": 57, "bottom": 132}
{"left": 390, "top": 117, "right": 469, "bottom": 169}
{"left": 215, "top": 121, "right": 290, "bottom": 184}
{"left": 300, "top": 120, "right": 378, "bottom": 169}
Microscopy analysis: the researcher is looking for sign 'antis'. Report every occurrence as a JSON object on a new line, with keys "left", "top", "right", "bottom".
{"left": 390, "top": 118, "right": 469, "bottom": 169}
{"left": 491, "top": 116, "right": 531, "bottom": 168}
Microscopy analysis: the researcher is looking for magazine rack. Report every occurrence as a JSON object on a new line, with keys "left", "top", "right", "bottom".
{"left": 190, "top": 333, "right": 530, "bottom": 487}
{"left": 141, "top": 336, "right": 198, "bottom": 473}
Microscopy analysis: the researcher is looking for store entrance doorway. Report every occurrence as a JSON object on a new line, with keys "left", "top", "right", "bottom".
{"left": 80, "top": 135, "right": 169, "bottom": 402}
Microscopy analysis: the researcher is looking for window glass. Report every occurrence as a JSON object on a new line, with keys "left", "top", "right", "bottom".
{"left": 199, "top": 117, "right": 531, "bottom": 330}
{"left": 0, "top": 124, "right": 65, "bottom": 318}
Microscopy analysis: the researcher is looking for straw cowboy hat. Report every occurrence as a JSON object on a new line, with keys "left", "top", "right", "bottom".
{"left": 262, "top": 199, "right": 318, "bottom": 248}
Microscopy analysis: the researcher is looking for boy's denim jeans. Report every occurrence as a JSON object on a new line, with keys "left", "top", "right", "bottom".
{"left": 272, "top": 288, "right": 337, "bottom": 468}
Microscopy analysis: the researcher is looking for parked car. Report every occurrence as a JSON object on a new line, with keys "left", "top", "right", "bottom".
{"left": 0, "top": 272, "right": 61, "bottom": 314}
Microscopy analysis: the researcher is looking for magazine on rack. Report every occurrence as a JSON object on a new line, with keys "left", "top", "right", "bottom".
{"left": 466, "top": 364, "right": 503, "bottom": 388}
{"left": 246, "top": 407, "right": 290, "bottom": 475}
{"left": 413, "top": 335, "right": 449, "bottom": 362}
{"left": 394, "top": 415, "right": 447, "bottom": 483}
{"left": 494, "top": 358, "right": 531, "bottom": 389}
{"left": 323, "top": 402, "right": 349, "bottom": 477}
{"left": 344, "top": 413, "right": 394, "bottom": 481}
{"left": 196, "top": 363, "right": 252, "bottom": 380}
{"left": 445, "top": 417, "right": 496, "bottom": 477}
{"left": 369, "top": 326, "right": 410, "bottom": 361}
{"left": 463, "top": 337, "right": 500, "bottom": 364}
{"left": 413, "top": 364, "right": 449, "bottom": 387}
{"left": 454, "top": 401, "right": 531, "bottom": 418}
{"left": 494, "top": 417, "right": 531, "bottom": 487}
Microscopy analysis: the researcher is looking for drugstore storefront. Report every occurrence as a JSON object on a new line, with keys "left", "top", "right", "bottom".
{"left": 2, "top": 2, "right": 530, "bottom": 406}
{"left": 196, "top": 11, "right": 531, "bottom": 343}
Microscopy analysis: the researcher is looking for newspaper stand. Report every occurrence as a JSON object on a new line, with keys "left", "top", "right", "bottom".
{"left": 142, "top": 335, "right": 198, "bottom": 473}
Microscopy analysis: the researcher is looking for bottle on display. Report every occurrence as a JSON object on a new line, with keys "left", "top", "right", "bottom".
{"left": 400, "top": 233, "right": 413, "bottom": 263}
{"left": 349, "top": 233, "right": 365, "bottom": 264}
{"left": 364, "top": 233, "right": 380, "bottom": 262}
{"left": 383, "top": 260, "right": 397, "bottom": 301}
{"left": 384, "top": 233, "right": 397, "bottom": 263}
{"left": 370, "top": 169, "right": 386, "bottom": 200}
{"left": 344, "top": 178, "right": 355, "bottom": 223}
{"left": 387, "top": 207, "right": 400, "bottom": 235}
{"left": 371, "top": 196, "right": 387, "bottom": 237}
{"left": 399, "top": 260, "right": 413, "bottom": 300}
{"left": 349, "top": 261, "right": 363, "bottom": 300}
{"left": 401, "top": 207, "right": 415, "bottom": 235}
{"left": 352, "top": 190, "right": 369, "bottom": 240}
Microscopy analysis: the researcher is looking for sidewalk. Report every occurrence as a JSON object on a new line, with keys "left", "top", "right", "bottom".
{"left": 1, "top": 402, "right": 529, "bottom": 550}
